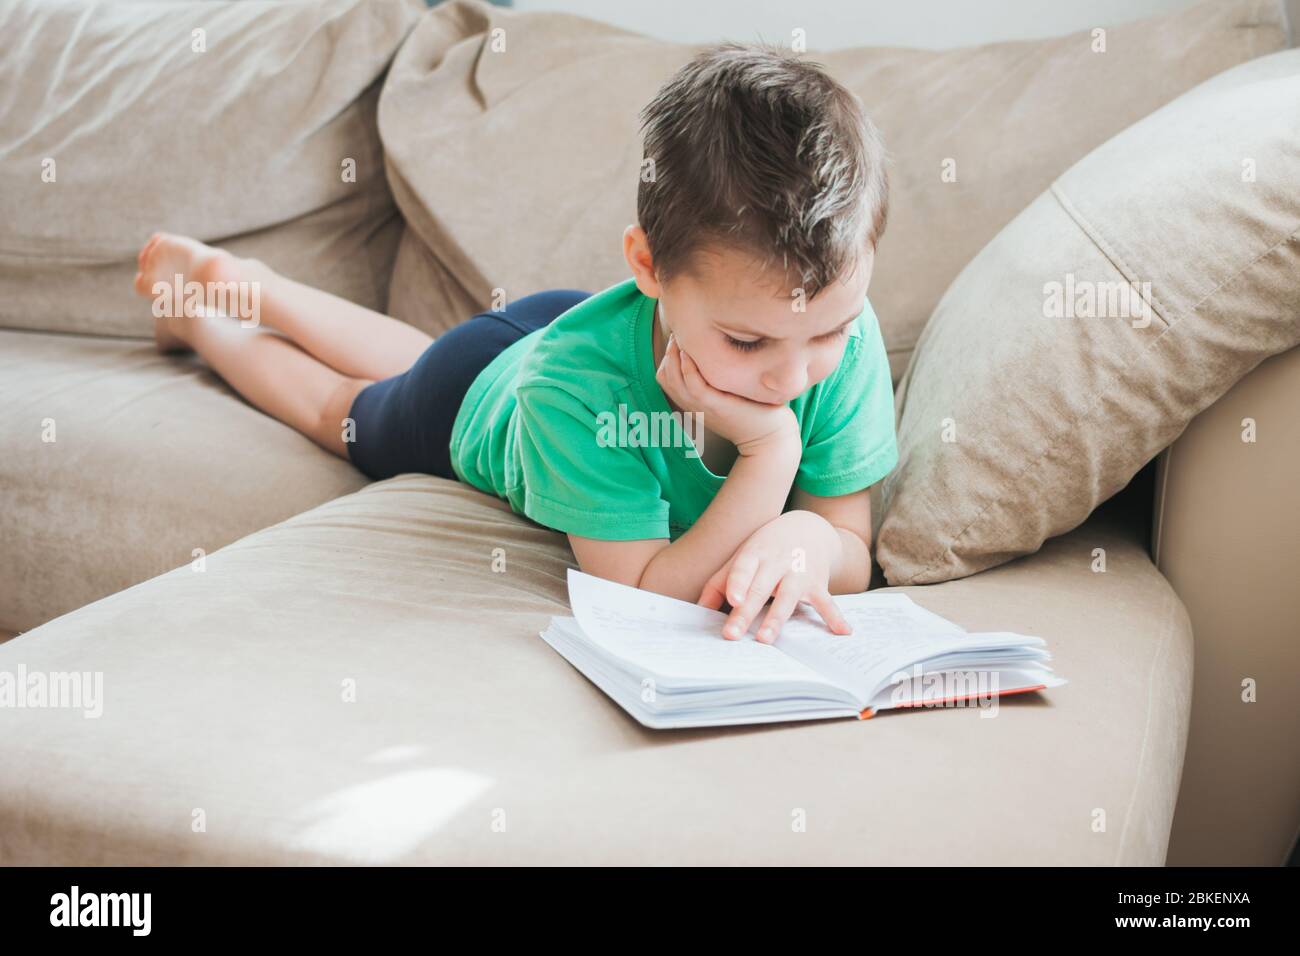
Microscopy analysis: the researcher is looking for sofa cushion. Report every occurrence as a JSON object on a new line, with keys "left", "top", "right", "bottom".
{"left": 0, "top": 328, "right": 369, "bottom": 634}
{"left": 0, "top": 474, "right": 1189, "bottom": 864}
{"left": 379, "top": 0, "right": 1286, "bottom": 381}
{"left": 876, "top": 48, "right": 1300, "bottom": 586}
{"left": 0, "top": 0, "right": 422, "bottom": 338}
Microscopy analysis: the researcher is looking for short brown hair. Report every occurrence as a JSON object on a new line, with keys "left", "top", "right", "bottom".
{"left": 636, "top": 41, "right": 889, "bottom": 299}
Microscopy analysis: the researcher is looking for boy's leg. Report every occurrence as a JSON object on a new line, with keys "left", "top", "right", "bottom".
{"left": 165, "top": 312, "right": 371, "bottom": 461}
{"left": 239, "top": 258, "right": 436, "bottom": 380}
{"left": 136, "top": 232, "right": 434, "bottom": 381}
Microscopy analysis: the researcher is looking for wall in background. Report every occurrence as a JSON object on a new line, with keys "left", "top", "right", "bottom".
{"left": 509, "top": 0, "right": 1207, "bottom": 49}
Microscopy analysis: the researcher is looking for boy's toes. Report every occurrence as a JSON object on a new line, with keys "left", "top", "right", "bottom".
{"left": 133, "top": 269, "right": 157, "bottom": 297}
{"left": 141, "top": 231, "right": 164, "bottom": 264}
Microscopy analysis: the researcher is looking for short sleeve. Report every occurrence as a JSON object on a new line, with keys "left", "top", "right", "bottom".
{"left": 514, "top": 386, "right": 671, "bottom": 540}
{"left": 794, "top": 302, "right": 898, "bottom": 497}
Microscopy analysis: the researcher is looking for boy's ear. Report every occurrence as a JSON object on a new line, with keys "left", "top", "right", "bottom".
{"left": 623, "top": 224, "right": 663, "bottom": 300}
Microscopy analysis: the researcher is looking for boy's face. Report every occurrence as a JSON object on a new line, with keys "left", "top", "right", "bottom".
{"left": 654, "top": 242, "right": 873, "bottom": 407}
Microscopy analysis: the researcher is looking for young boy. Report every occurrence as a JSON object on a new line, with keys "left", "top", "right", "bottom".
{"left": 133, "top": 41, "right": 896, "bottom": 645}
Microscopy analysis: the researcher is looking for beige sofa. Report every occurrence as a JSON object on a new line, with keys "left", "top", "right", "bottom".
{"left": 0, "top": 0, "right": 1295, "bottom": 865}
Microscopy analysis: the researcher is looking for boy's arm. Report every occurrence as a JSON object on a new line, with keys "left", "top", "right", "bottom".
{"left": 640, "top": 427, "right": 802, "bottom": 601}
{"left": 568, "top": 422, "right": 802, "bottom": 604}
{"left": 786, "top": 485, "right": 874, "bottom": 594}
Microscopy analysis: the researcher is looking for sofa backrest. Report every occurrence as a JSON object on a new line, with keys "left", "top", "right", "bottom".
{"left": 379, "top": 0, "right": 1287, "bottom": 383}
{"left": 0, "top": 0, "right": 423, "bottom": 339}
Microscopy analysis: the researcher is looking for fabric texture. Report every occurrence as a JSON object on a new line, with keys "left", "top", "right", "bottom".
{"left": 347, "top": 289, "right": 591, "bottom": 482}
{"left": 0, "top": 327, "right": 370, "bottom": 635}
{"left": 378, "top": 0, "right": 1287, "bottom": 384}
{"left": 0, "top": 0, "right": 423, "bottom": 337}
{"left": 450, "top": 278, "right": 899, "bottom": 541}
{"left": 876, "top": 48, "right": 1300, "bottom": 586}
{"left": 0, "top": 474, "right": 1190, "bottom": 865}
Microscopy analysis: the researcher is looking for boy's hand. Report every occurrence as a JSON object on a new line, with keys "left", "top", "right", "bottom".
{"left": 656, "top": 333, "right": 798, "bottom": 454}
{"left": 697, "top": 510, "right": 853, "bottom": 643}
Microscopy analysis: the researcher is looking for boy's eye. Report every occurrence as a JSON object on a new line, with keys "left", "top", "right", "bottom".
{"left": 724, "top": 334, "right": 762, "bottom": 353}
{"left": 723, "top": 324, "right": 848, "bottom": 353}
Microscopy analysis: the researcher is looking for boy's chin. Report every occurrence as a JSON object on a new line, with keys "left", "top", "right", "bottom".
{"left": 731, "top": 393, "right": 788, "bottom": 407}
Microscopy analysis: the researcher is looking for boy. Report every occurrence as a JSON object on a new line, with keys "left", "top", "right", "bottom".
{"left": 134, "top": 41, "right": 895, "bottom": 644}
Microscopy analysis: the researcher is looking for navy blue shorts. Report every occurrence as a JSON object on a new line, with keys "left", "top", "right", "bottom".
{"left": 346, "top": 289, "right": 593, "bottom": 482}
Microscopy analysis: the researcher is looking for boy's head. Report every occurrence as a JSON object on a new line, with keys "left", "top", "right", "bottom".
{"left": 625, "top": 41, "right": 890, "bottom": 406}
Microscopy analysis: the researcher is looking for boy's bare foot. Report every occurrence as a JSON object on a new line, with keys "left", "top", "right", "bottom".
{"left": 133, "top": 232, "right": 244, "bottom": 354}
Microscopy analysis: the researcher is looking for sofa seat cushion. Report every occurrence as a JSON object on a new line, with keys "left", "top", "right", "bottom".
{"left": 0, "top": 475, "right": 1190, "bottom": 864}
{"left": 0, "top": 328, "right": 369, "bottom": 633}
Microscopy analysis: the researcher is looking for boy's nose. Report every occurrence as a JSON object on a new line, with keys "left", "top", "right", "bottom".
{"left": 762, "top": 364, "right": 807, "bottom": 399}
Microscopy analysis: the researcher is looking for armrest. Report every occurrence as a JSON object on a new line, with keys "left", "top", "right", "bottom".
{"left": 1152, "top": 345, "right": 1300, "bottom": 865}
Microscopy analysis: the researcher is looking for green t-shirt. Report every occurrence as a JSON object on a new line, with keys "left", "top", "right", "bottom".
{"left": 449, "top": 277, "right": 898, "bottom": 541}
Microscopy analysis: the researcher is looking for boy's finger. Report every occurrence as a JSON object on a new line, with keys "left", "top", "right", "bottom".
{"left": 721, "top": 556, "right": 761, "bottom": 638}
{"left": 727, "top": 564, "right": 781, "bottom": 640}
{"left": 724, "top": 553, "right": 760, "bottom": 610}
{"left": 666, "top": 342, "right": 693, "bottom": 393}
{"left": 656, "top": 348, "right": 686, "bottom": 405}
{"left": 697, "top": 566, "right": 728, "bottom": 610}
{"left": 677, "top": 344, "right": 702, "bottom": 396}
{"left": 808, "top": 588, "right": 852, "bottom": 635}
{"left": 679, "top": 347, "right": 724, "bottom": 400}
{"left": 757, "top": 582, "right": 801, "bottom": 643}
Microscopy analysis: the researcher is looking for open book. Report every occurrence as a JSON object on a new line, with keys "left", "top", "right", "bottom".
{"left": 540, "top": 569, "right": 1067, "bottom": 729}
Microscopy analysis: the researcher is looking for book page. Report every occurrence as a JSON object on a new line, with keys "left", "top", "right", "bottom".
{"left": 774, "top": 595, "right": 972, "bottom": 703}
{"left": 565, "top": 569, "right": 839, "bottom": 687}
